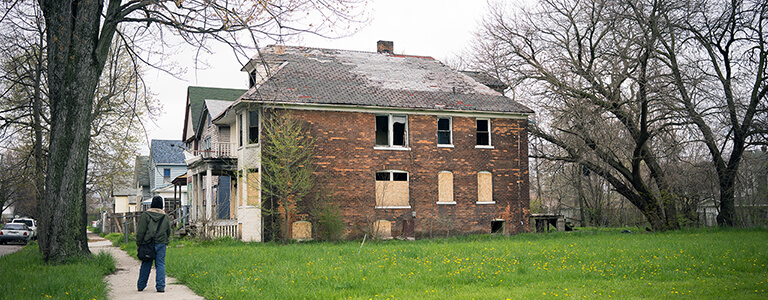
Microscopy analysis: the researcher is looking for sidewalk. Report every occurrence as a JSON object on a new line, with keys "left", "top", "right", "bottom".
{"left": 88, "top": 232, "right": 204, "bottom": 300}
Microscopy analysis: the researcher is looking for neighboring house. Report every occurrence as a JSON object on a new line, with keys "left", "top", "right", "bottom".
{"left": 148, "top": 140, "right": 188, "bottom": 211}
{"left": 186, "top": 41, "right": 533, "bottom": 242}
{"left": 181, "top": 87, "right": 247, "bottom": 226}
{"left": 112, "top": 186, "right": 137, "bottom": 213}
{"left": 135, "top": 155, "right": 151, "bottom": 207}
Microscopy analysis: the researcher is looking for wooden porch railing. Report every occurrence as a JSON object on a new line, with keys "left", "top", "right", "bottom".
{"left": 194, "top": 142, "right": 235, "bottom": 159}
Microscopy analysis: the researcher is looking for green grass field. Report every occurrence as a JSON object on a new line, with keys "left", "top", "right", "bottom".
{"left": 0, "top": 241, "right": 115, "bottom": 299}
{"left": 1, "top": 228, "right": 765, "bottom": 299}
{"left": 160, "top": 228, "right": 767, "bottom": 299}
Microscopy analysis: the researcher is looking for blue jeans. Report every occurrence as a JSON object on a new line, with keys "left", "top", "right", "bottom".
{"left": 137, "top": 243, "right": 167, "bottom": 291}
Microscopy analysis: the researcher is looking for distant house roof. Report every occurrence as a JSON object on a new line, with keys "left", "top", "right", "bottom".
{"left": 460, "top": 71, "right": 508, "bottom": 94}
{"left": 185, "top": 86, "right": 247, "bottom": 140}
{"left": 135, "top": 155, "right": 150, "bottom": 187}
{"left": 150, "top": 140, "right": 185, "bottom": 165}
{"left": 113, "top": 186, "right": 137, "bottom": 197}
{"left": 238, "top": 45, "right": 533, "bottom": 114}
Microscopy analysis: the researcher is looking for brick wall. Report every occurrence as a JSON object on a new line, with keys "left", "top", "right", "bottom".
{"left": 280, "top": 109, "right": 530, "bottom": 238}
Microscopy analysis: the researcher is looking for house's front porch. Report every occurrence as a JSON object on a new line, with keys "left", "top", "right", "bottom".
{"left": 185, "top": 142, "right": 262, "bottom": 242}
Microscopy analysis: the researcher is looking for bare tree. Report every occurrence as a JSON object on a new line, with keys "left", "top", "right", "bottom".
{"left": 474, "top": 0, "right": 683, "bottom": 230}
{"left": 0, "top": 4, "right": 157, "bottom": 225}
{"left": 659, "top": 0, "right": 768, "bottom": 226}
{"left": 20, "top": 0, "right": 368, "bottom": 262}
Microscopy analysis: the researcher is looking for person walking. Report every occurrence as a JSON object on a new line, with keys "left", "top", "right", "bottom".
{"left": 136, "top": 196, "right": 171, "bottom": 292}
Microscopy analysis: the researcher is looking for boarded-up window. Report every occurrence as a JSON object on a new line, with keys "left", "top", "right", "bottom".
{"left": 375, "top": 170, "right": 409, "bottom": 208}
{"left": 247, "top": 170, "right": 260, "bottom": 206}
{"left": 478, "top": 172, "right": 493, "bottom": 203}
{"left": 218, "top": 126, "right": 230, "bottom": 143}
{"left": 438, "top": 171, "right": 454, "bottom": 203}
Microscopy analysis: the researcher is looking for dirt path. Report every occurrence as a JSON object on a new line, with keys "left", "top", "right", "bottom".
{"left": 88, "top": 232, "right": 204, "bottom": 300}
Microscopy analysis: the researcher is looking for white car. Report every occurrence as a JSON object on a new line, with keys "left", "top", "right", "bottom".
{"left": 11, "top": 218, "right": 37, "bottom": 239}
{"left": 0, "top": 223, "right": 33, "bottom": 245}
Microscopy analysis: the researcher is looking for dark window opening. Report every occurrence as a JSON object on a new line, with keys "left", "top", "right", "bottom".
{"left": 392, "top": 172, "right": 408, "bottom": 181}
{"left": 437, "top": 117, "right": 451, "bottom": 145}
{"left": 477, "top": 119, "right": 490, "bottom": 146}
{"left": 392, "top": 116, "right": 406, "bottom": 146}
{"left": 376, "top": 172, "right": 390, "bottom": 181}
{"left": 238, "top": 114, "right": 243, "bottom": 147}
{"left": 376, "top": 114, "right": 408, "bottom": 147}
{"left": 491, "top": 220, "right": 505, "bottom": 234}
{"left": 376, "top": 170, "right": 408, "bottom": 181}
{"left": 249, "top": 71, "right": 257, "bottom": 88}
{"left": 376, "top": 115, "right": 389, "bottom": 146}
{"left": 248, "top": 111, "right": 259, "bottom": 144}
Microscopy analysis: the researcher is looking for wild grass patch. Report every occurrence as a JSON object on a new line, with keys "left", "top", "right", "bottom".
{"left": 160, "top": 228, "right": 767, "bottom": 299}
{"left": 0, "top": 242, "right": 114, "bottom": 299}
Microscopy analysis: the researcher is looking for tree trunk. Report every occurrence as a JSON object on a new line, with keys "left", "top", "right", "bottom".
{"left": 33, "top": 33, "right": 45, "bottom": 216}
{"left": 38, "top": 0, "right": 115, "bottom": 263}
{"left": 717, "top": 166, "right": 738, "bottom": 227}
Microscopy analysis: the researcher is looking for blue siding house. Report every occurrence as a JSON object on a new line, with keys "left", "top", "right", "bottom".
{"left": 148, "top": 140, "right": 187, "bottom": 209}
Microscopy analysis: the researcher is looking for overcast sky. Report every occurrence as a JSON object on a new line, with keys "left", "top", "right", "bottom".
{"left": 141, "top": 0, "right": 492, "bottom": 152}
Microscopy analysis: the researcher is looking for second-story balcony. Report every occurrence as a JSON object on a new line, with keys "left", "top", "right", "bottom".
{"left": 193, "top": 142, "right": 235, "bottom": 159}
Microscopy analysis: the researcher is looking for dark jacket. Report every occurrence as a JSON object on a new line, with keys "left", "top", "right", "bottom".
{"left": 136, "top": 208, "right": 171, "bottom": 245}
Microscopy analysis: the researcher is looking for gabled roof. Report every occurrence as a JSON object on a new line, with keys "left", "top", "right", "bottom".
{"left": 205, "top": 99, "right": 232, "bottom": 121}
{"left": 150, "top": 140, "right": 185, "bottom": 165}
{"left": 183, "top": 86, "right": 247, "bottom": 141}
{"left": 135, "top": 156, "right": 150, "bottom": 187}
{"left": 194, "top": 99, "right": 235, "bottom": 140}
{"left": 239, "top": 45, "right": 533, "bottom": 114}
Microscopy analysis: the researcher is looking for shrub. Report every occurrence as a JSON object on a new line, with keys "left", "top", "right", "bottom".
{"left": 316, "top": 202, "right": 344, "bottom": 241}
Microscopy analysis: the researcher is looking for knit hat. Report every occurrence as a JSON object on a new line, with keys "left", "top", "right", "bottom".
{"left": 150, "top": 196, "right": 163, "bottom": 209}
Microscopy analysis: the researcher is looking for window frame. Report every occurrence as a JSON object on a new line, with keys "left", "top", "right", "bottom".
{"left": 238, "top": 114, "right": 243, "bottom": 147}
{"left": 475, "top": 118, "right": 493, "bottom": 149}
{"left": 375, "top": 170, "right": 411, "bottom": 209}
{"left": 248, "top": 110, "right": 259, "bottom": 145}
{"left": 477, "top": 171, "right": 495, "bottom": 204}
{"left": 437, "top": 171, "right": 456, "bottom": 205}
{"left": 163, "top": 168, "right": 171, "bottom": 183}
{"left": 437, "top": 117, "right": 453, "bottom": 147}
{"left": 375, "top": 114, "right": 410, "bottom": 150}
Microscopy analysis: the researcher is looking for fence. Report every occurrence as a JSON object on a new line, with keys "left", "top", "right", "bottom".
{"left": 198, "top": 219, "right": 240, "bottom": 240}
{"left": 101, "top": 212, "right": 141, "bottom": 236}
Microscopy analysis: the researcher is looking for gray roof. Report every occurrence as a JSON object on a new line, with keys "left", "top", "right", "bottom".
{"left": 241, "top": 45, "right": 533, "bottom": 114}
{"left": 135, "top": 156, "right": 150, "bottom": 186}
{"left": 150, "top": 140, "right": 185, "bottom": 165}
{"left": 205, "top": 99, "right": 234, "bottom": 121}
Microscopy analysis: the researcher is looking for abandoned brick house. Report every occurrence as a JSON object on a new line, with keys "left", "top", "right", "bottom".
{"left": 182, "top": 41, "right": 533, "bottom": 241}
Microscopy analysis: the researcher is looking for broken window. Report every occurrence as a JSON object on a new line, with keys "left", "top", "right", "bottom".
{"left": 491, "top": 220, "right": 505, "bottom": 234}
{"left": 375, "top": 114, "right": 408, "bottom": 147}
{"left": 248, "top": 110, "right": 259, "bottom": 144}
{"left": 438, "top": 171, "right": 454, "bottom": 203}
{"left": 477, "top": 171, "right": 493, "bottom": 203}
{"left": 476, "top": 119, "right": 491, "bottom": 146}
{"left": 375, "top": 170, "right": 410, "bottom": 208}
{"left": 437, "top": 117, "right": 452, "bottom": 146}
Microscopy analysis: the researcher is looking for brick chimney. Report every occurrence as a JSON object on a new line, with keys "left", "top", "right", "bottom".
{"left": 377, "top": 40, "right": 393, "bottom": 54}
